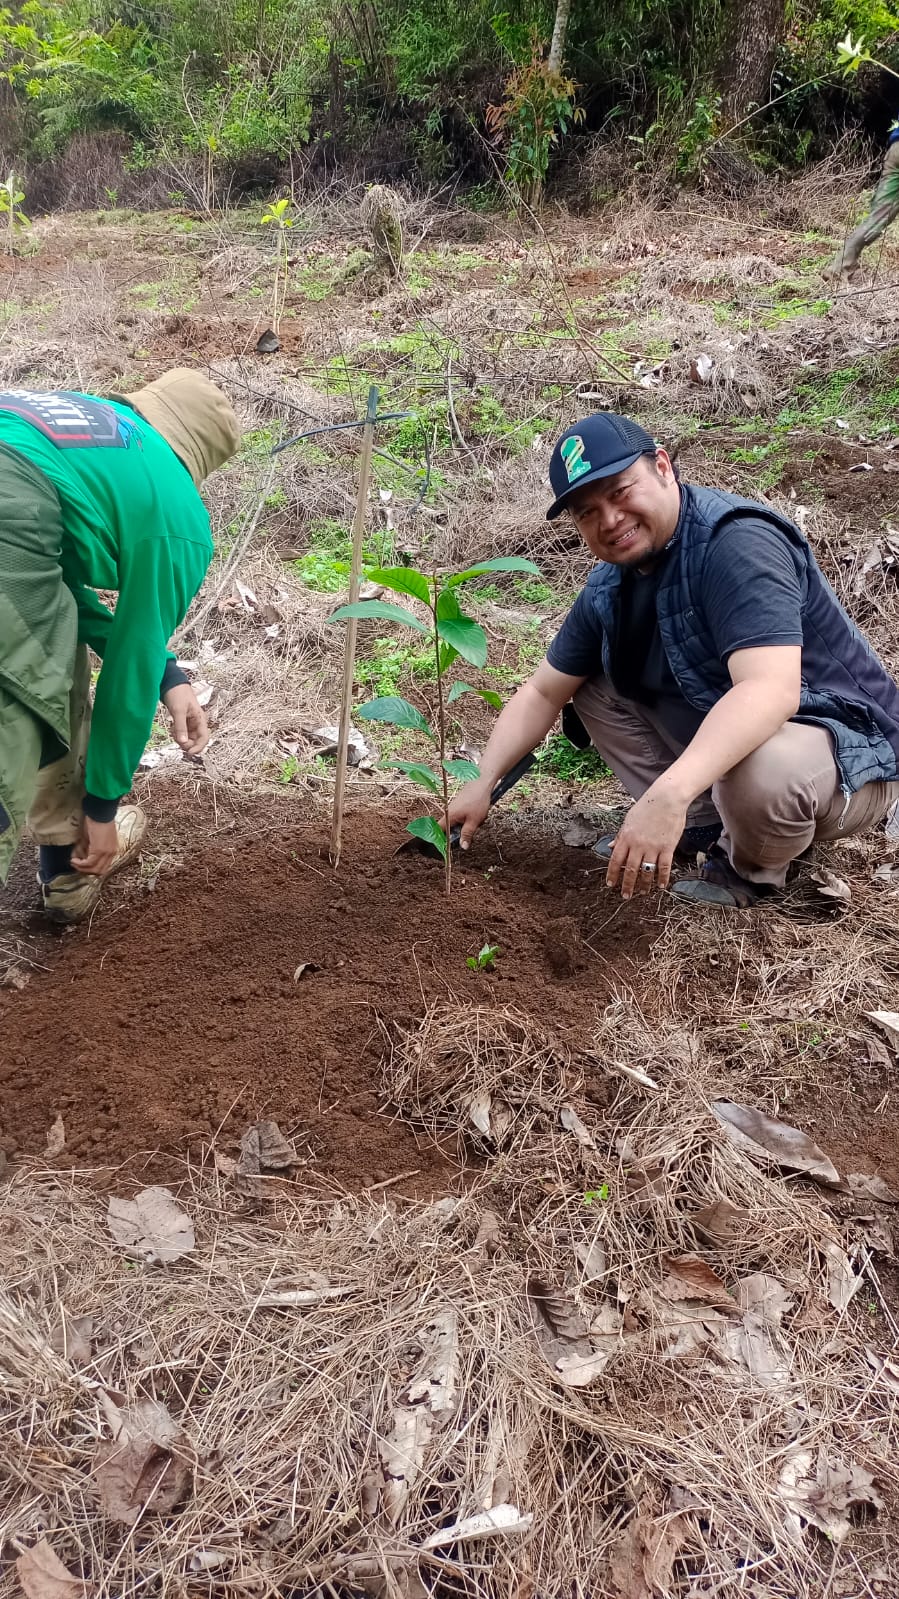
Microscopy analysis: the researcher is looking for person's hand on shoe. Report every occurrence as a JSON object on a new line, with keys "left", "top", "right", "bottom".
{"left": 71, "top": 817, "right": 119, "bottom": 876}
{"left": 605, "top": 781, "right": 687, "bottom": 899}
{"left": 164, "top": 682, "right": 210, "bottom": 755}
{"left": 447, "top": 778, "right": 493, "bottom": 850}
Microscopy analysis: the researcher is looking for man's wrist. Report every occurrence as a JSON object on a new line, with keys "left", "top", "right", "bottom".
{"left": 82, "top": 792, "right": 120, "bottom": 824}
{"left": 651, "top": 765, "right": 699, "bottom": 808}
{"left": 160, "top": 658, "right": 190, "bottom": 699}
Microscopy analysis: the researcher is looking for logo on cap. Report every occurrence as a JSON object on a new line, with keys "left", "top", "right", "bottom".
{"left": 560, "top": 434, "right": 591, "bottom": 484}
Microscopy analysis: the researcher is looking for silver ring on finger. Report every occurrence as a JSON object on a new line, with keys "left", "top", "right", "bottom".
{"left": 640, "top": 860, "right": 656, "bottom": 874}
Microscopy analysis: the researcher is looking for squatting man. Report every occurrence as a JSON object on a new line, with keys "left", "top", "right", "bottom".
{"left": 449, "top": 412, "right": 899, "bottom": 908}
{"left": 0, "top": 371, "right": 240, "bottom": 923}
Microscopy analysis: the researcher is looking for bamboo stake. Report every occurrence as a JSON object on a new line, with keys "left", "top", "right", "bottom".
{"left": 330, "top": 384, "right": 379, "bottom": 866}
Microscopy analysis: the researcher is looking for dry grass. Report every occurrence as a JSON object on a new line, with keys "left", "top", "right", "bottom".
{"left": 2, "top": 1015, "right": 896, "bottom": 1599}
{"left": 383, "top": 1003, "right": 581, "bottom": 1158}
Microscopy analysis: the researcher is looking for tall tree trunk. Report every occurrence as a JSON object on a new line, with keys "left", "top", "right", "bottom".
{"left": 547, "top": 0, "right": 572, "bottom": 75}
{"left": 714, "top": 0, "right": 787, "bottom": 122}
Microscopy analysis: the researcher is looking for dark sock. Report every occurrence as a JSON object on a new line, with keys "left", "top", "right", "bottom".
{"left": 38, "top": 843, "right": 74, "bottom": 883}
{"left": 679, "top": 821, "right": 723, "bottom": 854}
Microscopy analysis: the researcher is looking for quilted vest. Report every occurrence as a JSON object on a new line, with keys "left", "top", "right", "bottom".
{"left": 583, "top": 481, "right": 899, "bottom": 795}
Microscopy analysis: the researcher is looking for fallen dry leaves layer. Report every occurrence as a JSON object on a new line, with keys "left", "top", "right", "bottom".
{"left": 2, "top": 1057, "right": 897, "bottom": 1599}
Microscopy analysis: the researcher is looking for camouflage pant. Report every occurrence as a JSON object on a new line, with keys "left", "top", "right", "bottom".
{"left": 831, "top": 142, "right": 899, "bottom": 271}
{"left": 27, "top": 642, "right": 92, "bottom": 846}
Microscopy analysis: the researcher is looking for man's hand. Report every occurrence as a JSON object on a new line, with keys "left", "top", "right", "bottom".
{"left": 164, "top": 682, "right": 210, "bottom": 755}
{"left": 71, "top": 817, "right": 119, "bottom": 876}
{"left": 605, "top": 780, "right": 687, "bottom": 899}
{"left": 447, "top": 779, "right": 494, "bottom": 849}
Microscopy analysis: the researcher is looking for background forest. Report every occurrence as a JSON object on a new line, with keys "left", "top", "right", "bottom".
{"left": 0, "top": 0, "right": 897, "bottom": 211}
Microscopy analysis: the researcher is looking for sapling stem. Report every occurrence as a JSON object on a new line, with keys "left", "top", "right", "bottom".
{"left": 330, "top": 384, "right": 379, "bottom": 866}
{"left": 432, "top": 580, "right": 452, "bottom": 897}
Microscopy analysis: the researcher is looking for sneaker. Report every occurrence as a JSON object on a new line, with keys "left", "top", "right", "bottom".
{"left": 41, "top": 805, "right": 148, "bottom": 925}
{"left": 671, "top": 845, "right": 773, "bottom": 909}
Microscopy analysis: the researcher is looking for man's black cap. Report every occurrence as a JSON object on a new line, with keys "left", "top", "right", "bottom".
{"left": 546, "top": 413, "right": 658, "bottom": 520}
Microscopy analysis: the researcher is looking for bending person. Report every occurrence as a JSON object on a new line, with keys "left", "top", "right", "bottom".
{"left": 448, "top": 412, "right": 899, "bottom": 908}
{"left": 0, "top": 371, "right": 240, "bottom": 922}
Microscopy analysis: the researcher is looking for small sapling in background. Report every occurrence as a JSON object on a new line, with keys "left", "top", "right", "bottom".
{"left": 467, "top": 942, "right": 500, "bottom": 972}
{"left": 0, "top": 172, "right": 28, "bottom": 254}
{"left": 260, "top": 195, "right": 293, "bottom": 339}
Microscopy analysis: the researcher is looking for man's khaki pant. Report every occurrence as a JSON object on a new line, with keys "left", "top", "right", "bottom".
{"left": 26, "top": 643, "right": 92, "bottom": 847}
{"left": 573, "top": 676, "right": 899, "bottom": 887}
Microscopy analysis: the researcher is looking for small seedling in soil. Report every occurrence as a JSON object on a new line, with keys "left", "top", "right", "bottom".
{"left": 329, "top": 553, "right": 541, "bottom": 893}
{"left": 467, "top": 942, "right": 499, "bottom": 971}
{"left": 583, "top": 1185, "right": 610, "bottom": 1205}
{"left": 0, "top": 172, "right": 28, "bottom": 254}
{"left": 260, "top": 195, "right": 293, "bottom": 336}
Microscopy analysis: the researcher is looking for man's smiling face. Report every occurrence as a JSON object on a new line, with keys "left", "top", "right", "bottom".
{"left": 565, "top": 450, "right": 681, "bottom": 567}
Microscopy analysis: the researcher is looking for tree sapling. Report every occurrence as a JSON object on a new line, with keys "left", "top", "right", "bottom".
{"left": 260, "top": 196, "right": 293, "bottom": 337}
{"left": 329, "top": 553, "right": 541, "bottom": 892}
{"left": 0, "top": 173, "right": 28, "bottom": 255}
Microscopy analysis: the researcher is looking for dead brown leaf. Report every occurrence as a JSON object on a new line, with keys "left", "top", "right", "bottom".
{"left": 823, "top": 1241, "right": 862, "bottom": 1313}
{"left": 690, "top": 1199, "right": 750, "bottom": 1245}
{"left": 575, "top": 1235, "right": 607, "bottom": 1283}
{"left": 658, "top": 1254, "right": 736, "bottom": 1312}
{"left": 560, "top": 1103, "right": 595, "bottom": 1148}
{"left": 866, "top": 1032, "right": 893, "bottom": 1070}
{"left": 811, "top": 867, "right": 851, "bottom": 903}
{"left": 468, "top": 1090, "right": 492, "bottom": 1137}
{"left": 712, "top": 1100, "right": 841, "bottom": 1186}
{"left": 717, "top": 1273, "right": 794, "bottom": 1388}
{"left": 651, "top": 1295, "right": 725, "bottom": 1360}
{"left": 736, "top": 1272, "right": 793, "bottom": 1326}
{"left": 44, "top": 1115, "right": 66, "bottom": 1158}
{"left": 328, "top": 1554, "right": 428, "bottom": 1598}
{"left": 470, "top": 1209, "right": 502, "bottom": 1265}
{"left": 527, "top": 1276, "right": 615, "bottom": 1386}
{"left": 855, "top": 1214, "right": 894, "bottom": 1256}
{"left": 404, "top": 1310, "right": 458, "bottom": 1416}
{"left": 50, "top": 1311, "right": 93, "bottom": 1367}
{"left": 560, "top": 814, "right": 600, "bottom": 848}
{"left": 778, "top": 1446, "right": 882, "bottom": 1543}
{"left": 16, "top": 1542, "right": 91, "bottom": 1599}
{"left": 847, "top": 1171, "right": 899, "bottom": 1204}
{"left": 608, "top": 1497, "right": 690, "bottom": 1598}
{"left": 527, "top": 1275, "right": 590, "bottom": 1341}
{"left": 106, "top": 1187, "right": 195, "bottom": 1265}
{"left": 865, "top": 1346, "right": 899, "bottom": 1397}
{"left": 95, "top": 1396, "right": 194, "bottom": 1525}
{"left": 625, "top": 1160, "right": 668, "bottom": 1212}
{"left": 238, "top": 1119, "right": 299, "bottom": 1174}
{"left": 865, "top": 1010, "right": 899, "bottom": 1052}
{"left": 379, "top": 1405, "right": 432, "bottom": 1523}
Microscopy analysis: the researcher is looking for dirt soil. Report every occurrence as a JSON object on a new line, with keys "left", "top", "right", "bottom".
{"left": 0, "top": 806, "right": 650, "bottom": 1185}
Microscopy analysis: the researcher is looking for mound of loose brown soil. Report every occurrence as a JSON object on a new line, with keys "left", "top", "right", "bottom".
{"left": 0, "top": 812, "right": 650, "bottom": 1185}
